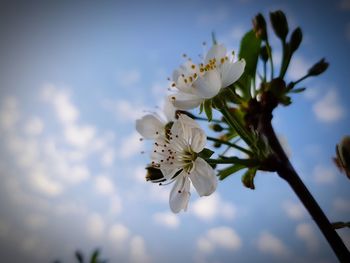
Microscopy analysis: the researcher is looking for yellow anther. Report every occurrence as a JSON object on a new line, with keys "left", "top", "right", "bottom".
{"left": 189, "top": 76, "right": 193, "bottom": 82}
{"left": 191, "top": 64, "right": 196, "bottom": 69}
{"left": 193, "top": 73, "right": 197, "bottom": 78}
{"left": 221, "top": 58, "right": 225, "bottom": 64}
{"left": 184, "top": 79, "right": 188, "bottom": 83}
{"left": 171, "top": 83, "right": 176, "bottom": 87}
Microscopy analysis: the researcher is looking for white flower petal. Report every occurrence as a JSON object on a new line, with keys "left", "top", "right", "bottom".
{"left": 163, "top": 99, "right": 176, "bottom": 122}
{"left": 169, "top": 174, "right": 191, "bottom": 213}
{"left": 189, "top": 158, "right": 217, "bottom": 197}
{"left": 175, "top": 76, "right": 193, "bottom": 93}
{"left": 190, "top": 128, "right": 206, "bottom": 153}
{"left": 169, "top": 93, "right": 203, "bottom": 110}
{"left": 173, "top": 61, "right": 198, "bottom": 92}
{"left": 220, "top": 59, "right": 246, "bottom": 88}
{"left": 161, "top": 167, "right": 181, "bottom": 180}
{"left": 175, "top": 114, "right": 201, "bottom": 144}
{"left": 136, "top": 114, "right": 164, "bottom": 139}
{"left": 178, "top": 114, "right": 200, "bottom": 129}
{"left": 205, "top": 44, "right": 227, "bottom": 64}
{"left": 192, "top": 69, "right": 221, "bottom": 99}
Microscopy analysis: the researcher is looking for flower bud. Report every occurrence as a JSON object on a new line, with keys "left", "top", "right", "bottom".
{"left": 213, "top": 141, "right": 221, "bottom": 148}
{"left": 270, "top": 10, "right": 289, "bottom": 41}
{"left": 289, "top": 27, "right": 302, "bottom": 53}
{"left": 252, "top": 13, "right": 267, "bottom": 40}
{"left": 335, "top": 136, "right": 350, "bottom": 179}
{"left": 260, "top": 45, "right": 269, "bottom": 62}
{"left": 308, "top": 58, "right": 329, "bottom": 76}
{"left": 210, "top": 124, "right": 224, "bottom": 132}
{"left": 241, "top": 168, "right": 257, "bottom": 190}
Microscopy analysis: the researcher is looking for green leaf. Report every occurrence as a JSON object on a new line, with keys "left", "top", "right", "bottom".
{"left": 203, "top": 99, "right": 213, "bottom": 121}
{"left": 238, "top": 30, "right": 262, "bottom": 99}
{"left": 218, "top": 164, "right": 246, "bottom": 180}
{"left": 90, "top": 249, "right": 100, "bottom": 263}
{"left": 199, "top": 102, "right": 204, "bottom": 114}
{"left": 198, "top": 148, "right": 214, "bottom": 159}
{"left": 241, "top": 168, "right": 257, "bottom": 190}
{"left": 280, "top": 95, "right": 292, "bottom": 106}
{"left": 290, "top": 87, "right": 306, "bottom": 93}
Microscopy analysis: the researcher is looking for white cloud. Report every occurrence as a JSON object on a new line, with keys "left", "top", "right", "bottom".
{"left": 109, "top": 223, "right": 130, "bottom": 243}
{"left": 69, "top": 164, "right": 90, "bottom": 183}
{"left": 86, "top": 213, "right": 105, "bottom": 240}
{"left": 153, "top": 212, "right": 180, "bottom": 228}
{"left": 116, "top": 69, "right": 141, "bottom": 87}
{"left": 313, "top": 164, "right": 337, "bottom": 184}
{"left": 54, "top": 201, "right": 87, "bottom": 216}
{"left": 101, "top": 148, "right": 115, "bottom": 167}
{"left": 119, "top": 132, "right": 143, "bottom": 159}
{"left": 0, "top": 96, "right": 20, "bottom": 130}
{"left": 296, "top": 223, "right": 319, "bottom": 252}
{"left": 41, "top": 84, "right": 79, "bottom": 124}
{"left": 64, "top": 124, "right": 96, "bottom": 148}
{"left": 339, "top": 0, "right": 350, "bottom": 10}
{"left": 257, "top": 231, "right": 290, "bottom": 257}
{"left": 312, "top": 89, "right": 345, "bottom": 123}
{"left": 197, "top": 237, "right": 214, "bottom": 254}
{"left": 191, "top": 193, "right": 236, "bottom": 221}
{"left": 197, "top": 227, "right": 241, "bottom": 254}
{"left": 103, "top": 99, "right": 144, "bottom": 123}
{"left": 30, "top": 172, "right": 63, "bottom": 197}
{"left": 287, "top": 56, "right": 310, "bottom": 80}
{"left": 151, "top": 81, "right": 168, "bottom": 97}
{"left": 95, "top": 175, "right": 116, "bottom": 196}
{"left": 109, "top": 195, "right": 123, "bottom": 215}
{"left": 282, "top": 200, "right": 306, "bottom": 220}
{"left": 149, "top": 184, "right": 169, "bottom": 203}
{"left": 333, "top": 198, "right": 350, "bottom": 213}
{"left": 24, "top": 116, "right": 44, "bottom": 136}
{"left": 24, "top": 213, "right": 47, "bottom": 229}
{"left": 134, "top": 166, "right": 147, "bottom": 183}
{"left": 130, "top": 235, "right": 151, "bottom": 263}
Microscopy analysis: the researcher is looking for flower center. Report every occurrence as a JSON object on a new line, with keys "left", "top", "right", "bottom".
{"left": 181, "top": 148, "right": 197, "bottom": 173}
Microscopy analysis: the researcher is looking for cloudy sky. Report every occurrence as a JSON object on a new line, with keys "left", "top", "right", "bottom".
{"left": 0, "top": 0, "right": 350, "bottom": 262}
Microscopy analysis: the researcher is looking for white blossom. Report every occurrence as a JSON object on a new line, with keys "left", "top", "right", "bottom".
{"left": 169, "top": 44, "right": 245, "bottom": 110}
{"left": 149, "top": 114, "right": 217, "bottom": 213}
{"left": 136, "top": 100, "right": 176, "bottom": 140}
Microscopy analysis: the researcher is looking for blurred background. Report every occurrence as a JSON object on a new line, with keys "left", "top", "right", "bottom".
{"left": 0, "top": 0, "right": 349, "bottom": 262}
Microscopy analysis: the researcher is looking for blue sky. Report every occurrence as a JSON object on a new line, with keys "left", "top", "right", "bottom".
{"left": 0, "top": 0, "right": 350, "bottom": 262}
